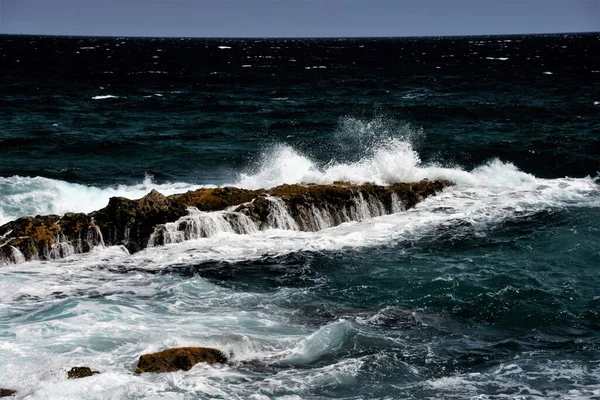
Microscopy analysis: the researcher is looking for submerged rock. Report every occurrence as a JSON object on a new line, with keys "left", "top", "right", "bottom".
{"left": 136, "top": 347, "right": 228, "bottom": 373}
{"left": 0, "top": 180, "right": 452, "bottom": 264}
{"left": 67, "top": 366, "right": 100, "bottom": 379}
{"left": 0, "top": 388, "right": 16, "bottom": 397}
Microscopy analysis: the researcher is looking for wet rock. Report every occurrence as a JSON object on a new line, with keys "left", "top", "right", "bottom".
{"left": 90, "top": 189, "right": 188, "bottom": 253}
{"left": 136, "top": 347, "right": 228, "bottom": 373}
{"left": 171, "top": 186, "right": 264, "bottom": 211}
{"left": 0, "top": 180, "right": 453, "bottom": 264}
{"left": 67, "top": 366, "right": 100, "bottom": 379}
{"left": 0, "top": 213, "right": 103, "bottom": 263}
{"left": 236, "top": 180, "right": 453, "bottom": 231}
{"left": 0, "top": 215, "right": 60, "bottom": 260}
{"left": 0, "top": 389, "right": 16, "bottom": 397}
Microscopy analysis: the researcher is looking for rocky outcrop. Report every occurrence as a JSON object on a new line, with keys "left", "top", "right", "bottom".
{"left": 0, "top": 180, "right": 452, "bottom": 264}
{"left": 237, "top": 180, "right": 449, "bottom": 231}
{"left": 136, "top": 347, "right": 228, "bottom": 373}
{"left": 67, "top": 366, "right": 100, "bottom": 379}
{"left": 89, "top": 189, "right": 188, "bottom": 253}
{"left": 0, "top": 389, "right": 16, "bottom": 398}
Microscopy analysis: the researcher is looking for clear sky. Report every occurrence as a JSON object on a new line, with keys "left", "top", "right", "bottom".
{"left": 0, "top": 0, "right": 598, "bottom": 37}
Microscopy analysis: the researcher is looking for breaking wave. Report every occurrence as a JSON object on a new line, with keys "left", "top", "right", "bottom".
{"left": 1, "top": 117, "right": 598, "bottom": 261}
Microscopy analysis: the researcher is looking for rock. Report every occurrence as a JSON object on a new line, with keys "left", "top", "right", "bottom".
{"left": 67, "top": 366, "right": 100, "bottom": 379}
{"left": 0, "top": 180, "right": 453, "bottom": 264}
{"left": 236, "top": 180, "right": 453, "bottom": 231}
{"left": 0, "top": 388, "right": 16, "bottom": 397}
{"left": 0, "top": 215, "right": 60, "bottom": 260}
{"left": 90, "top": 189, "right": 188, "bottom": 253}
{"left": 171, "top": 186, "right": 264, "bottom": 211}
{"left": 136, "top": 347, "right": 228, "bottom": 373}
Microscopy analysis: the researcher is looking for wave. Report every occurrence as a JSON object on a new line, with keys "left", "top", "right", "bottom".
{"left": 0, "top": 175, "right": 205, "bottom": 226}
{"left": 1, "top": 116, "right": 598, "bottom": 260}
{"left": 91, "top": 95, "right": 120, "bottom": 100}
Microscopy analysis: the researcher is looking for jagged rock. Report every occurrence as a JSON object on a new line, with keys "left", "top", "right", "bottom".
{"left": 136, "top": 347, "right": 228, "bottom": 373}
{"left": 0, "top": 180, "right": 452, "bottom": 264}
{"left": 90, "top": 189, "right": 188, "bottom": 253}
{"left": 0, "top": 213, "right": 103, "bottom": 263}
{"left": 0, "top": 215, "right": 60, "bottom": 260}
{"left": 0, "top": 388, "right": 16, "bottom": 397}
{"left": 67, "top": 366, "right": 100, "bottom": 379}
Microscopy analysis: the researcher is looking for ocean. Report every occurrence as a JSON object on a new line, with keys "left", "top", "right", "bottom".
{"left": 0, "top": 33, "right": 599, "bottom": 399}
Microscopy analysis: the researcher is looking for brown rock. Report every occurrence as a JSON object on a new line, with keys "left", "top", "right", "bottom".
{"left": 90, "top": 189, "right": 188, "bottom": 253}
{"left": 0, "top": 388, "right": 16, "bottom": 397}
{"left": 136, "top": 347, "right": 228, "bottom": 373}
{"left": 67, "top": 366, "right": 100, "bottom": 379}
{"left": 170, "top": 187, "right": 264, "bottom": 211}
{"left": 0, "top": 180, "right": 453, "bottom": 264}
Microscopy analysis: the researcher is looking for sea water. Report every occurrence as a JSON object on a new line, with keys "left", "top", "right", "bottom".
{"left": 0, "top": 34, "right": 599, "bottom": 399}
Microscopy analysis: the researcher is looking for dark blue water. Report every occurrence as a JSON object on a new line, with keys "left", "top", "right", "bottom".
{"left": 0, "top": 34, "right": 599, "bottom": 399}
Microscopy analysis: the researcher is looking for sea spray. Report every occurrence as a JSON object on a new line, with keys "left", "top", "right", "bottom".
{"left": 0, "top": 175, "right": 204, "bottom": 226}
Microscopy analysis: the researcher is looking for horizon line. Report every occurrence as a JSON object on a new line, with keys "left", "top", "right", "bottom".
{"left": 0, "top": 30, "right": 598, "bottom": 40}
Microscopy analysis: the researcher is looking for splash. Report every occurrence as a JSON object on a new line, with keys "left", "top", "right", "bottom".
{"left": 234, "top": 116, "right": 425, "bottom": 189}
{"left": 0, "top": 175, "right": 204, "bottom": 226}
{"left": 1, "top": 116, "right": 598, "bottom": 252}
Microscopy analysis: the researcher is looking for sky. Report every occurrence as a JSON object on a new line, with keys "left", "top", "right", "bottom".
{"left": 0, "top": 0, "right": 598, "bottom": 37}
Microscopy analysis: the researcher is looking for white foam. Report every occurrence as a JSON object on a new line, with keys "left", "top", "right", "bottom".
{"left": 1, "top": 117, "right": 598, "bottom": 262}
{"left": 125, "top": 167, "right": 597, "bottom": 266}
{"left": 279, "top": 320, "right": 353, "bottom": 364}
{"left": 423, "top": 360, "right": 600, "bottom": 399}
{"left": 91, "top": 95, "right": 119, "bottom": 100}
{"left": 233, "top": 137, "right": 535, "bottom": 191}
{"left": 218, "top": 46, "right": 231, "bottom": 49}
{"left": 0, "top": 175, "right": 205, "bottom": 226}
{"left": 0, "top": 181, "right": 598, "bottom": 398}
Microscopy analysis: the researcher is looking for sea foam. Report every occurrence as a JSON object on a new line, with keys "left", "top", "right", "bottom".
{"left": 1, "top": 117, "right": 598, "bottom": 260}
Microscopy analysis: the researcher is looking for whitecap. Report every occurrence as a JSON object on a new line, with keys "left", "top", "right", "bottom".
{"left": 91, "top": 95, "right": 119, "bottom": 100}
{"left": 0, "top": 175, "right": 205, "bottom": 226}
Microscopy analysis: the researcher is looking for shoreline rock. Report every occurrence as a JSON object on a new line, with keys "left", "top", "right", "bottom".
{"left": 136, "top": 347, "right": 228, "bottom": 373}
{"left": 0, "top": 180, "right": 452, "bottom": 264}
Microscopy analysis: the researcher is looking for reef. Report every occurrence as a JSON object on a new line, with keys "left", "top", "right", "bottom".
{"left": 0, "top": 180, "right": 452, "bottom": 264}
{"left": 136, "top": 347, "right": 228, "bottom": 373}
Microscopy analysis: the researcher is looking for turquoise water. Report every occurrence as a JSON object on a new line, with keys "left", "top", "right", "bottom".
{"left": 0, "top": 34, "right": 599, "bottom": 399}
